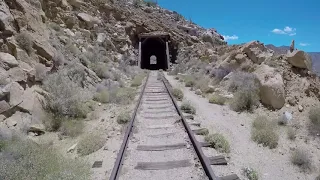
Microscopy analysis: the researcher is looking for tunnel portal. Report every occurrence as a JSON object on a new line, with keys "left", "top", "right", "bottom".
{"left": 138, "top": 33, "right": 170, "bottom": 70}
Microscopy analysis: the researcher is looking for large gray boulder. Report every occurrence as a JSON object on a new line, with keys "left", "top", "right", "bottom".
{"left": 241, "top": 41, "right": 273, "bottom": 64}
{"left": 254, "top": 64, "right": 285, "bottom": 109}
{"left": 286, "top": 50, "right": 312, "bottom": 70}
{"left": 7, "top": 82, "right": 24, "bottom": 106}
{"left": 0, "top": 52, "right": 19, "bottom": 70}
{"left": 77, "top": 13, "right": 101, "bottom": 29}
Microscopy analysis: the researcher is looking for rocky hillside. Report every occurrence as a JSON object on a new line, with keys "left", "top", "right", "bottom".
{"left": 266, "top": 44, "right": 320, "bottom": 74}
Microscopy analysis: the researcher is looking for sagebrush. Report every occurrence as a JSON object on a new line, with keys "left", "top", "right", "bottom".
{"left": 205, "top": 133, "right": 230, "bottom": 153}
{"left": 251, "top": 116, "right": 278, "bottom": 149}
{"left": 77, "top": 133, "right": 105, "bottom": 156}
{"left": 181, "top": 101, "right": 196, "bottom": 114}
{"left": 117, "top": 112, "right": 131, "bottom": 124}
{"left": 209, "top": 94, "right": 226, "bottom": 105}
{"left": 291, "top": 149, "right": 311, "bottom": 171}
{"left": 172, "top": 88, "right": 184, "bottom": 101}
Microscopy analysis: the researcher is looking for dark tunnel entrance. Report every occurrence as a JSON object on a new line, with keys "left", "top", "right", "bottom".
{"left": 138, "top": 33, "right": 170, "bottom": 70}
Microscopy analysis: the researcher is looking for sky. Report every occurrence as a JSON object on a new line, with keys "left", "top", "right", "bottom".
{"left": 156, "top": 0, "right": 320, "bottom": 52}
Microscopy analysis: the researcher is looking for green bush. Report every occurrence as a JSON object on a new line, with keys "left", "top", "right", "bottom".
{"left": 230, "top": 88, "right": 259, "bottom": 112}
{"left": 92, "top": 62, "right": 110, "bottom": 79}
{"left": 251, "top": 116, "right": 279, "bottom": 149}
{"left": 77, "top": 133, "right": 105, "bottom": 156}
{"left": 131, "top": 74, "right": 145, "bottom": 87}
{"left": 16, "top": 32, "right": 33, "bottom": 55}
{"left": 60, "top": 120, "right": 84, "bottom": 137}
{"left": 172, "top": 88, "right": 184, "bottom": 101}
{"left": 309, "top": 106, "right": 320, "bottom": 134}
{"left": 205, "top": 133, "right": 230, "bottom": 153}
{"left": 181, "top": 102, "right": 196, "bottom": 114}
{"left": 0, "top": 139, "right": 90, "bottom": 179}
{"left": 244, "top": 168, "right": 259, "bottom": 180}
{"left": 196, "top": 128, "right": 209, "bottom": 135}
{"left": 117, "top": 112, "right": 131, "bottom": 124}
{"left": 184, "top": 76, "right": 195, "bottom": 87}
{"left": 291, "top": 149, "right": 311, "bottom": 171}
{"left": 209, "top": 94, "right": 226, "bottom": 105}
{"left": 93, "top": 90, "right": 110, "bottom": 104}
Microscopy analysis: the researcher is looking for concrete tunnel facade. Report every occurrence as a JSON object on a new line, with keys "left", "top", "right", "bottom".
{"left": 138, "top": 33, "right": 170, "bottom": 70}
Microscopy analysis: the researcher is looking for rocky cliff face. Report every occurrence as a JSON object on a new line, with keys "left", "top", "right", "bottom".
{"left": 0, "top": 0, "right": 226, "bottom": 137}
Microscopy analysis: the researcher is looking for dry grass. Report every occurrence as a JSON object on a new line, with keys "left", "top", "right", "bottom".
{"left": 60, "top": 120, "right": 84, "bottom": 137}
{"left": 309, "top": 106, "right": 320, "bottom": 135}
{"left": 291, "top": 149, "right": 312, "bottom": 171}
{"left": 16, "top": 32, "right": 33, "bottom": 55}
{"left": 194, "top": 77, "right": 214, "bottom": 94}
{"left": 180, "top": 101, "right": 196, "bottom": 114}
{"left": 117, "top": 112, "right": 131, "bottom": 124}
{"left": 0, "top": 139, "right": 90, "bottom": 179}
{"left": 172, "top": 88, "right": 184, "bottom": 101}
{"left": 183, "top": 75, "right": 196, "bottom": 87}
{"left": 209, "top": 94, "right": 227, "bottom": 105}
{"left": 93, "top": 90, "right": 110, "bottom": 104}
{"left": 251, "top": 116, "right": 279, "bottom": 149}
{"left": 92, "top": 62, "right": 110, "bottom": 79}
{"left": 196, "top": 128, "right": 209, "bottom": 135}
{"left": 77, "top": 133, "right": 105, "bottom": 156}
{"left": 287, "top": 127, "right": 297, "bottom": 140}
{"left": 205, "top": 133, "right": 230, "bottom": 153}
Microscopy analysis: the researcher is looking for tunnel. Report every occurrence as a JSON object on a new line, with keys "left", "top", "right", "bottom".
{"left": 138, "top": 33, "right": 170, "bottom": 70}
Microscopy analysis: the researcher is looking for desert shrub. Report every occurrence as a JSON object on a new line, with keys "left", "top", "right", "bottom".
{"left": 181, "top": 101, "right": 196, "bottom": 114}
{"left": 228, "top": 71, "right": 259, "bottom": 92}
{"left": 0, "top": 139, "right": 90, "bottom": 180}
{"left": 109, "top": 87, "right": 136, "bottom": 104}
{"left": 209, "top": 94, "right": 226, "bottom": 105}
{"left": 251, "top": 116, "right": 279, "bottom": 149}
{"left": 92, "top": 62, "right": 110, "bottom": 79}
{"left": 93, "top": 90, "right": 110, "bottom": 103}
{"left": 309, "top": 106, "right": 320, "bottom": 134}
{"left": 172, "top": 88, "right": 184, "bottom": 101}
{"left": 42, "top": 112, "right": 62, "bottom": 131}
{"left": 77, "top": 133, "right": 105, "bottom": 156}
{"left": 35, "top": 63, "right": 47, "bottom": 82}
{"left": 131, "top": 73, "right": 145, "bottom": 87}
{"left": 291, "top": 149, "right": 311, "bottom": 171}
{"left": 117, "top": 112, "right": 131, "bottom": 124}
{"left": 184, "top": 75, "right": 196, "bottom": 87}
{"left": 60, "top": 120, "right": 84, "bottom": 137}
{"left": 0, "top": 140, "right": 6, "bottom": 152}
{"left": 243, "top": 168, "right": 259, "bottom": 180}
{"left": 43, "top": 66, "right": 91, "bottom": 119}
{"left": 194, "top": 77, "right": 212, "bottom": 94}
{"left": 16, "top": 32, "right": 33, "bottom": 55}
{"left": 205, "top": 133, "right": 230, "bottom": 153}
{"left": 315, "top": 175, "right": 320, "bottom": 180}
{"left": 287, "top": 127, "right": 297, "bottom": 140}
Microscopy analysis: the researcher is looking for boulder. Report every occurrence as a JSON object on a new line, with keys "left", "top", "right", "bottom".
{"left": 254, "top": 64, "right": 285, "bottom": 109}
{"left": 5, "top": 111, "right": 32, "bottom": 130}
{"left": 7, "top": 82, "right": 24, "bottom": 106}
{"left": 77, "top": 13, "right": 101, "bottom": 29}
{"left": 7, "top": 67, "right": 27, "bottom": 82}
{"left": 0, "top": 100, "right": 10, "bottom": 114}
{"left": 33, "top": 41, "right": 55, "bottom": 60}
{"left": 97, "top": 33, "right": 106, "bottom": 44}
{"left": 18, "top": 86, "right": 45, "bottom": 114}
{"left": 0, "top": 52, "right": 19, "bottom": 70}
{"left": 0, "top": 66, "right": 10, "bottom": 85}
{"left": 0, "top": 0, "right": 15, "bottom": 35}
{"left": 241, "top": 41, "right": 273, "bottom": 64}
{"left": 28, "top": 124, "right": 45, "bottom": 135}
{"left": 0, "top": 123, "right": 13, "bottom": 140}
{"left": 286, "top": 50, "right": 312, "bottom": 70}
{"left": 201, "top": 29, "right": 225, "bottom": 45}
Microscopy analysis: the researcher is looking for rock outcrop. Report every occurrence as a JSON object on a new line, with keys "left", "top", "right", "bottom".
{"left": 290, "top": 40, "right": 294, "bottom": 53}
{"left": 241, "top": 41, "right": 273, "bottom": 64}
{"left": 286, "top": 50, "right": 312, "bottom": 70}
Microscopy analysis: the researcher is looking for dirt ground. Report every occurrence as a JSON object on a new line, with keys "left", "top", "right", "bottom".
{"left": 165, "top": 72, "right": 320, "bottom": 180}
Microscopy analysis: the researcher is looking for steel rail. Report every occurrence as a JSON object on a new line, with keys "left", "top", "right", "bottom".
{"left": 109, "top": 72, "right": 150, "bottom": 180}
{"left": 160, "top": 72, "right": 219, "bottom": 180}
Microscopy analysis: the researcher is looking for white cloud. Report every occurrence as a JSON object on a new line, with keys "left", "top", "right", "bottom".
{"left": 299, "top": 43, "right": 310, "bottom": 46}
{"left": 223, "top": 35, "right": 239, "bottom": 41}
{"left": 271, "top": 26, "right": 296, "bottom": 36}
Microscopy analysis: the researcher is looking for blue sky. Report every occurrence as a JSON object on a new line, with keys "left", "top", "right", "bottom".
{"left": 156, "top": 0, "right": 320, "bottom": 52}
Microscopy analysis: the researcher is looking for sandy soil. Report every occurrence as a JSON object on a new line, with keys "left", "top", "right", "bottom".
{"left": 165, "top": 72, "right": 320, "bottom": 180}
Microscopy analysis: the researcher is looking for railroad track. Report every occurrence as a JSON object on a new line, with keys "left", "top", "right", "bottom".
{"left": 109, "top": 71, "right": 239, "bottom": 180}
